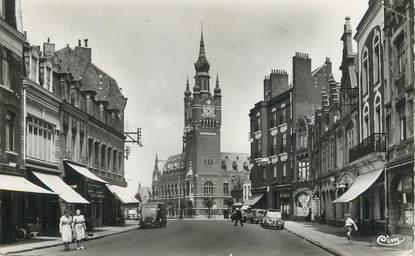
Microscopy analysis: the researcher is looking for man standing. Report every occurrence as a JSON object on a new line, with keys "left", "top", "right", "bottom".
{"left": 343, "top": 213, "right": 358, "bottom": 244}
{"left": 234, "top": 209, "right": 243, "bottom": 226}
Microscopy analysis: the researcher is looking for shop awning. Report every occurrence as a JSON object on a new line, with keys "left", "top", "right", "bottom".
{"left": 32, "top": 171, "right": 90, "bottom": 204}
{"left": 241, "top": 205, "right": 249, "bottom": 211}
{"left": 67, "top": 163, "right": 108, "bottom": 183}
{"left": 332, "top": 168, "right": 383, "bottom": 203}
{"left": 243, "top": 194, "right": 264, "bottom": 206}
{"left": 0, "top": 174, "right": 55, "bottom": 194}
{"left": 106, "top": 185, "right": 139, "bottom": 204}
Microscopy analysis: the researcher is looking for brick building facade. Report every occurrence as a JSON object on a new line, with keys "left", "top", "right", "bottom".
{"left": 249, "top": 53, "right": 332, "bottom": 219}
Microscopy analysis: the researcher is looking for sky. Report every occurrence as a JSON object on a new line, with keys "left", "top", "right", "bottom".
{"left": 21, "top": 0, "right": 368, "bottom": 194}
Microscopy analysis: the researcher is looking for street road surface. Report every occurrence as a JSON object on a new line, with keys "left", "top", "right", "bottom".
{"left": 12, "top": 220, "right": 333, "bottom": 256}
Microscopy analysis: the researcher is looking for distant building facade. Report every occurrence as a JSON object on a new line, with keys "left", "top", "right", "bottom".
{"left": 151, "top": 31, "right": 250, "bottom": 216}
{"left": 249, "top": 53, "right": 333, "bottom": 219}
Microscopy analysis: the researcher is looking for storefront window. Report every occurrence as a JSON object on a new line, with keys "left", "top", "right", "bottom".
{"left": 397, "top": 176, "right": 413, "bottom": 226}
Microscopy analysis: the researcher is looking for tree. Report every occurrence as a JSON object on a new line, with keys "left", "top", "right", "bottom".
{"left": 186, "top": 200, "right": 193, "bottom": 218}
{"left": 203, "top": 198, "right": 214, "bottom": 218}
{"left": 224, "top": 197, "right": 234, "bottom": 209}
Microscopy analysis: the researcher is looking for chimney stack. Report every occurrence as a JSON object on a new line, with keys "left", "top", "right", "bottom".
{"left": 75, "top": 39, "right": 91, "bottom": 63}
{"left": 43, "top": 38, "right": 55, "bottom": 57}
{"left": 269, "top": 69, "right": 289, "bottom": 98}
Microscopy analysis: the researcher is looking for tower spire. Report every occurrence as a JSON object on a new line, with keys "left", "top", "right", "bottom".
{"left": 214, "top": 73, "right": 221, "bottom": 96}
{"left": 194, "top": 23, "right": 210, "bottom": 74}
{"left": 200, "top": 22, "right": 205, "bottom": 57}
{"left": 184, "top": 76, "right": 191, "bottom": 97}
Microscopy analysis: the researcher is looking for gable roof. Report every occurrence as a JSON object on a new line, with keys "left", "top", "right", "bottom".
{"left": 53, "top": 46, "right": 127, "bottom": 112}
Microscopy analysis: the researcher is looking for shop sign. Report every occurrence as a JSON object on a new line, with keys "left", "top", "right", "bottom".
{"left": 376, "top": 235, "right": 405, "bottom": 247}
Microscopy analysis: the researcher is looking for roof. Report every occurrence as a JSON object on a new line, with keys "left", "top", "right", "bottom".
{"left": 53, "top": 46, "right": 127, "bottom": 112}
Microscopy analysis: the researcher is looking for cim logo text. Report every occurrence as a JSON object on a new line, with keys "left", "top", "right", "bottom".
{"left": 376, "top": 235, "right": 405, "bottom": 247}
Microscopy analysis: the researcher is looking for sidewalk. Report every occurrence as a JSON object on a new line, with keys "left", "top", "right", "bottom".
{"left": 0, "top": 220, "right": 139, "bottom": 255}
{"left": 285, "top": 221, "right": 413, "bottom": 256}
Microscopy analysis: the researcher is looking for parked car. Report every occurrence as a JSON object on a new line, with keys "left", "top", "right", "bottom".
{"left": 261, "top": 209, "right": 284, "bottom": 230}
{"left": 248, "top": 209, "right": 265, "bottom": 223}
{"left": 127, "top": 209, "right": 139, "bottom": 220}
{"left": 139, "top": 202, "right": 167, "bottom": 228}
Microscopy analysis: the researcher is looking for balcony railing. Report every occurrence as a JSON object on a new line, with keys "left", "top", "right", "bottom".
{"left": 349, "top": 133, "right": 385, "bottom": 162}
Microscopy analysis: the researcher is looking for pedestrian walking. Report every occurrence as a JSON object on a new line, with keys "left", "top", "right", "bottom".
{"left": 343, "top": 213, "right": 358, "bottom": 244}
{"left": 59, "top": 209, "right": 73, "bottom": 251}
{"left": 234, "top": 209, "right": 243, "bottom": 226}
{"left": 72, "top": 209, "right": 87, "bottom": 250}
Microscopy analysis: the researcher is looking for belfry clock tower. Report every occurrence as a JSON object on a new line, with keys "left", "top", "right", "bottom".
{"left": 183, "top": 29, "right": 223, "bottom": 212}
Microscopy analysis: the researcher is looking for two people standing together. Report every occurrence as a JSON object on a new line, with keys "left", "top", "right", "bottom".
{"left": 59, "top": 209, "right": 87, "bottom": 251}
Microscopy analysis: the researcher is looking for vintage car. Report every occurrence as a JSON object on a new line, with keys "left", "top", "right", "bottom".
{"left": 139, "top": 202, "right": 167, "bottom": 228}
{"left": 261, "top": 209, "right": 284, "bottom": 230}
{"left": 248, "top": 209, "right": 265, "bottom": 223}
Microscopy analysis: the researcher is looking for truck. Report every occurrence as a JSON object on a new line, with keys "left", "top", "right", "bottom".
{"left": 139, "top": 202, "right": 167, "bottom": 228}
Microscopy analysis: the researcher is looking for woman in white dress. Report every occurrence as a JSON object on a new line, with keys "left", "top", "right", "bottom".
{"left": 59, "top": 210, "right": 73, "bottom": 251}
{"left": 72, "top": 209, "right": 87, "bottom": 250}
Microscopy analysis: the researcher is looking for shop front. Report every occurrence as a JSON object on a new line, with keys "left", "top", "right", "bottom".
{"left": 249, "top": 187, "right": 267, "bottom": 209}
{"left": 333, "top": 168, "right": 385, "bottom": 233}
{"left": 27, "top": 170, "right": 90, "bottom": 236}
{"left": 106, "top": 184, "right": 139, "bottom": 223}
{"left": 389, "top": 164, "right": 413, "bottom": 235}
{"left": 0, "top": 173, "right": 55, "bottom": 243}
{"left": 273, "top": 185, "right": 292, "bottom": 219}
{"left": 64, "top": 161, "right": 109, "bottom": 229}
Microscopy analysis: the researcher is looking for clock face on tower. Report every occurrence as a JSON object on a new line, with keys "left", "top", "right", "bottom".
{"left": 202, "top": 105, "right": 215, "bottom": 117}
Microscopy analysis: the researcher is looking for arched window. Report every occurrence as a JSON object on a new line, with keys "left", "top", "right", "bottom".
{"left": 373, "top": 33, "right": 381, "bottom": 83}
{"left": 203, "top": 181, "right": 214, "bottom": 196}
{"left": 5, "top": 111, "right": 16, "bottom": 151}
{"left": 374, "top": 96, "right": 382, "bottom": 133}
{"left": 362, "top": 50, "right": 369, "bottom": 95}
{"left": 363, "top": 105, "right": 369, "bottom": 139}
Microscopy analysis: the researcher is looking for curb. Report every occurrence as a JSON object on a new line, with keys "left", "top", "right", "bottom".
{"left": 284, "top": 227, "right": 345, "bottom": 256}
{"left": 1, "top": 226, "right": 139, "bottom": 255}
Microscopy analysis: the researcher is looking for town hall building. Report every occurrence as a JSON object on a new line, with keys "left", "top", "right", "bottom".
{"left": 151, "top": 30, "right": 251, "bottom": 216}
